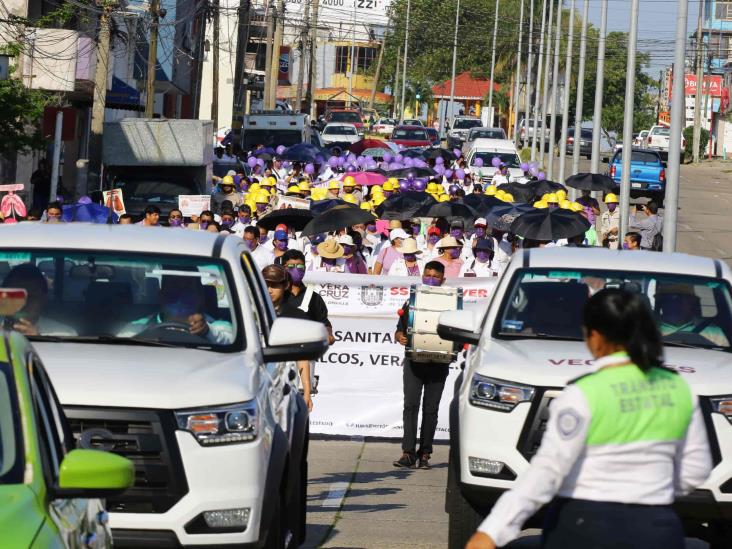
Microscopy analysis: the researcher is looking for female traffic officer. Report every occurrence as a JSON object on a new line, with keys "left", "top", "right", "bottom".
{"left": 466, "top": 288, "right": 712, "bottom": 549}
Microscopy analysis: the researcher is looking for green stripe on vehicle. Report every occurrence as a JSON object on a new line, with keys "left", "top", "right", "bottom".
{"left": 576, "top": 365, "right": 693, "bottom": 446}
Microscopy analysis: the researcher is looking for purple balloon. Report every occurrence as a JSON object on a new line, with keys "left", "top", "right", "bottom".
{"left": 434, "top": 165, "right": 445, "bottom": 175}
{"left": 328, "top": 156, "right": 339, "bottom": 167}
{"left": 445, "top": 169, "right": 454, "bottom": 179}
{"left": 414, "top": 159, "right": 427, "bottom": 168}
{"left": 276, "top": 145, "right": 286, "bottom": 155}
{"left": 529, "top": 165, "right": 540, "bottom": 177}
{"left": 435, "top": 156, "right": 444, "bottom": 165}
{"left": 247, "top": 156, "right": 258, "bottom": 168}
{"left": 413, "top": 180, "right": 426, "bottom": 191}
{"left": 399, "top": 180, "right": 410, "bottom": 191}
{"left": 520, "top": 162, "right": 530, "bottom": 172}
{"left": 395, "top": 154, "right": 404, "bottom": 162}
{"left": 449, "top": 184, "right": 459, "bottom": 194}
{"left": 538, "top": 172, "right": 546, "bottom": 181}
{"left": 304, "top": 163, "right": 315, "bottom": 174}
{"left": 491, "top": 156, "right": 502, "bottom": 168}
{"left": 455, "top": 168, "right": 466, "bottom": 180}
{"left": 453, "top": 149, "right": 462, "bottom": 158}
{"left": 256, "top": 158, "right": 265, "bottom": 167}
{"left": 283, "top": 161, "right": 291, "bottom": 169}
{"left": 347, "top": 154, "right": 357, "bottom": 164}
{"left": 383, "top": 152, "right": 393, "bottom": 162}
{"left": 474, "top": 157, "right": 484, "bottom": 167}
{"left": 407, "top": 172, "right": 415, "bottom": 181}
{"left": 404, "top": 157, "right": 414, "bottom": 168}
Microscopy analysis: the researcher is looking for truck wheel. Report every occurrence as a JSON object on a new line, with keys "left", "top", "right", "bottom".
{"left": 264, "top": 490, "right": 287, "bottom": 549}
{"left": 447, "top": 451, "right": 486, "bottom": 549}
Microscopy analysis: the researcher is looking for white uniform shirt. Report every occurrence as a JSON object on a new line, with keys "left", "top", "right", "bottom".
{"left": 249, "top": 245, "right": 274, "bottom": 270}
{"left": 459, "top": 258, "right": 499, "bottom": 277}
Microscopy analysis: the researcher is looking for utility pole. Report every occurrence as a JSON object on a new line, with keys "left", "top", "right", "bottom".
{"left": 571, "top": 0, "right": 589, "bottom": 179}
{"left": 512, "top": 0, "right": 524, "bottom": 144}
{"left": 657, "top": 69, "right": 663, "bottom": 123}
{"left": 211, "top": 0, "right": 220, "bottom": 128}
{"left": 88, "top": 1, "right": 114, "bottom": 191}
{"left": 399, "top": 0, "right": 410, "bottom": 123}
{"left": 347, "top": 0, "right": 357, "bottom": 106}
{"left": 369, "top": 37, "right": 385, "bottom": 109}
{"left": 448, "top": 0, "right": 461, "bottom": 130}
{"left": 664, "top": 0, "right": 689, "bottom": 252}
{"left": 306, "top": 0, "right": 320, "bottom": 119}
{"left": 295, "top": 0, "right": 311, "bottom": 112}
{"left": 530, "top": 0, "right": 547, "bottom": 161}
{"left": 488, "top": 0, "right": 500, "bottom": 123}
{"left": 590, "top": 0, "right": 608, "bottom": 172}
{"left": 145, "top": 0, "right": 161, "bottom": 117}
{"left": 558, "top": 0, "right": 575, "bottom": 182}
{"left": 263, "top": 0, "right": 275, "bottom": 110}
{"left": 524, "top": 0, "right": 534, "bottom": 151}
{"left": 269, "top": 0, "right": 286, "bottom": 109}
{"left": 618, "top": 0, "right": 640, "bottom": 239}
{"left": 692, "top": 0, "right": 705, "bottom": 164}
{"left": 392, "top": 44, "right": 401, "bottom": 118}
{"left": 539, "top": 0, "right": 554, "bottom": 165}
{"left": 547, "top": 0, "right": 561, "bottom": 180}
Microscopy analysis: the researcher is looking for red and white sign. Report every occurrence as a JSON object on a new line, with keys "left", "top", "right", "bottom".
{"left": 684, "top": 74, "right": 723, "bottom": 97}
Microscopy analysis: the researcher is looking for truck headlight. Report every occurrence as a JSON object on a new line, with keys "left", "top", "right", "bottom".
{"left": 176, "top": 401, "right": 258, "bottom": 445}
{"left": 469, "top": 374, "right": 535, "bottom": 412}
{"left": 710, "top": 396, "right": 732, "bottom": 424}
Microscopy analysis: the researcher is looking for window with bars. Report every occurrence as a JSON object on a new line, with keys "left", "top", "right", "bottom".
{"left": 334, "top": 46, "right": 379, "bottom": 74}
{"left": 715, "top": 1, "right": 732, "bottom": 20}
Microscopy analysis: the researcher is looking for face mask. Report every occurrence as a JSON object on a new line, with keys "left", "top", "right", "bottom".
{"left": 411, "top": 225, "right": 420, "bottom": 235}
{"left": 450, "top": 229, "right": 462, "bottom": 239}
{"left": 275, "top": 240, "right": 288, "bottom": 251}
{"left": 169, "top": 218, "right": 182, "bottom": 227}
{"left": 422, "top": 276, "right": 441, "bottom": 287}
{"left": 475, "top": 250, "right": 492, "bottom": 263}
{"left": 245, "top": 239, "right": 257, "bottom": 250}
{"left": 287, "top": 267, "right": 305, "bottom": 284}
{"left": 366, "top": 223, "right": 376, "bottom": 232}
{"left": 403, "top": 253, "right": 417, "bottom": 262}
{"left": 239, "top": 216, "right": 251, "bottom": 224}
{"left": 342, "top": 245, "right": 354, "bottom": 255}
{"left": 474, "top": 227, "right": 486, "bottom": 238}
{"left": 607, "top": 203, "right": 617, "bottom": 212}
{"left": 428, "top": 235, "right": 440, "bottom": 245}
{"left": 448, "top": 248, "right": 461, "bottom": 259}
{"left": 221, "top": 220, "right": 233, "bottom": 229}
{"left": 259, "top": 235, "right": 268, "bottom": 244}
{"left": 256, "top": 203, "right": 267, "bottom": 213}
{"left": 311, "top": 245, "right": 319, "bottom": 255}
{"left": 199, "top": 221, "right": 208, "bottom": 230}
{"left": 322, "top": 257, "right": 337, "bottom": 266}
{"left": 622, "top": 242, "right": 630, "bottom": 250}
{"left": 384, "top": 191, "right": 392, "bottom": 198}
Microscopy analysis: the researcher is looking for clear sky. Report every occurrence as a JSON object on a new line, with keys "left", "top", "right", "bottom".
{"left": 585, "top": 0, "right": 701, "bottom": 75}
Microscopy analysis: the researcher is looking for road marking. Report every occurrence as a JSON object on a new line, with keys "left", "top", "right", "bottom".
{"left": 322, "top": 481, "right": 349, "bottom": 508}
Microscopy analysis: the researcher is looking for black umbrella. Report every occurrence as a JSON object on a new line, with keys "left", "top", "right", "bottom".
{"left": 416, "top": 202, "right": 477, "bottom": 225}
{"left": 530, "top": 179, "right": 567, "bottom": 197}
{"left": 375, "top": 191, "right": 438, "bottom": 220}
{"left": 385, "top": 167, "right": 436, "bottom": 179}
{"left": 422, "top": 148, "right": 455, "bottom": 162}
{"left": 301, "top": 205, "right": 376, "bottom": 237}
{"left": 400, "top": 149, "right": 425, "bottom": 158}
{"left": 509, "top": 208, "right": 590, "bottom": 240}
{"left": 280, "top": 143, "right": 330, "bottom": 163}
{"left": 459, "top": 194, "right": 505, "bottom": 216}
{"left": 565, "top": 172, "right": 616, "bottom": 192}
{"left": 485, "top": 204, "right": 536, "bottom": 232}
{"left": 497, "top": 182, "right": 537, "bottom": 204}
{"left": 254, "top": 150, "right": 274, "bottom": 161}
{"left": 256, "top": 208, "right": 314, "bottom": 231}
{"left": 310, "top": 199, "right": 358, "bottom": 215}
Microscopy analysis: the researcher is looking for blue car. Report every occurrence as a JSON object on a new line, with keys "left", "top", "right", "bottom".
{"left": 606, "top": 147, "right": 666, "bottom": 203}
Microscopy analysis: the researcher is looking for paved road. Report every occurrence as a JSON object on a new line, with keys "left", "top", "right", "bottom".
{"left": 303, "top": 158, "right": 731, "bottom": 548}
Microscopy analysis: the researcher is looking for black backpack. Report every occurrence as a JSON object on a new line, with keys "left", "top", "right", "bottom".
{"left": 651, "top": 231, "right": 663, "bottom": 252}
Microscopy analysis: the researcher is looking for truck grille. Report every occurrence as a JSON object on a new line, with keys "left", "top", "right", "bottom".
{"left": 65, "top": 407, "right": 188, "bottom": 513}
{"left": 516, "top": 389, "right": 562, "bottom": 461}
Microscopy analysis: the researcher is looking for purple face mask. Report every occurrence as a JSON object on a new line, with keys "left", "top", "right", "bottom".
{"left": 622, "top": 242, "right": 630, "bottom": 250}
{"left": 256, "top": 203, "right": 267, "bottom": 213}
{"left": 475, "top": 250, "right": 492, "bottom": 263}
{"left": 422, "top": 276, "right": 441, "bottom": 287}
{"left": 287, "top": 267, "right": 305, "bottom": 284}
{"left": 403, "top": 253, "right": 417, "bottom": 262}
{"left": 221, "top": 219, "right": 234, "bottom": 229}
{"left": 311, "top": 245, "right": 319, "bottom": 255}
{"left": 199, "top": 221, "right": 209, "bottom": 230}
{"left": 342, "top": 245, "right": 354, "bottom": 256}
{"left": 239, "top": 215, "right": 251, "bottom": 224}
{"left": 411, "top": 225, "right": 420, "bottom": 235}
{"left": 366, "top": 223, "right": 376, "bottom": 232}
{"left": 607, "top": 203, "right": 618, "bottom": 212}
{"left": 245, "top": 239, "right": 257, "bottom": 250}
{"left": 450, "top": 229, "right": 462, "bottom": 239}
{"left": 428, "top": 235, "right": 440, "bottom": 245}
{"left": 169, "top": 218, "right": 182, "bottom": 227}
{"left": 259, "top": 235, "right": 268, "bottom": 244}
{"left": 275, "top": 239, "right": 288, "bottom": 251}
{"left": 474, "top": 227, "right": 486, "bottom": 238}
{"left": 448, "top": 247, "right": 461, "bottom": 259}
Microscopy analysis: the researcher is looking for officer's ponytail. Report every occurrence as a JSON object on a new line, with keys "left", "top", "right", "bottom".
{"left": 583, "top": 289, "right": 664, "bottom": 372}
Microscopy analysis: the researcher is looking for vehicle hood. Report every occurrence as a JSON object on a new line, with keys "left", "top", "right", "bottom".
{"left": 477, "top": 338, "right": 732, "bottom": 392}
{"left": 33, "top": 343, "right": 259, "bottom": 409}
{"left": 0, "top": 486, "right": 42, "bottom": 547}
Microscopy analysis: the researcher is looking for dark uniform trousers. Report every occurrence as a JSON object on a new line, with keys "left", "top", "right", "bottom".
{"left": 401, "top": 359, "right": 450, "bottom": 456}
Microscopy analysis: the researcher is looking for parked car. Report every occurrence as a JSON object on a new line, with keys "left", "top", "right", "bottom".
{"left": 439, "top": 246, "right": 732, "bottom": 549}
{"left": 0, "top": 224, "right": 329, "bottom": 548}
{"left": 517, "top": 116, "right": 551, "bottom": 147}
{"left": 607, "top": 147, "right": 666, "bottom": 203}
{"left": 391, "top": 125, "right": 433, "bottom": 147}
{"left": 321, "top": 123, "right": 361, "bottom": 146}
{"left": 646, "top": 125, "right": 684, "bottom": 157}
{"left": 402, "top": 118, "right": 423, "bottom": 126}
{"left": 0, "top": 292, "right": 134, "bottom": 548}
{"left": 462, "top": 127, "right": 507, "bottom": 156}
{"left": 465, "top": 139, "right": 523, "bottom": 183}
{"left": 373, "top": 118, "right": 397, "bottom": 135}
{"left": 425, "top": 127, "right": 441, "bottom": 147}
{"left": 324, "top": 109, "right": 365, "bottom": 135}
{"left": 633, "top": 129, "right": 650, "bottom": 147}
{"left": 565, "top": 127, "right": 616, "bottom": 159}
{"left": 447, "top": 116, "right": 483, "bottom": 149}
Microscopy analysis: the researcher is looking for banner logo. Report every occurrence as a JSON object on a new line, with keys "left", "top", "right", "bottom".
{"left": 360, "top": 284, "right": 384, "bottom": 306}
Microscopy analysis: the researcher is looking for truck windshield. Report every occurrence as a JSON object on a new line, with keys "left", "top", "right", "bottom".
{"left": 242, "top": 129, "right": 303, "bottom": 150}
{"left": 613, "top": 150, "right": 661, "bottom": 164}
{"left": 454, "top": 119, "right": 481, "bottom": 129}
{"left": 470, "top": 129, "right": 505, "bottom": 140}
{"left": 0, "top": 251, "right": 242, "bottom": 352}
{"left": 651, "top": 127, "right": 671, "bottom": 136}
{"left": 471, "top": 152, "right": 520, "bottom": 168}
{"left": 0, "top": 362, "right": 22, "bottom": 484}
{"left": 329, "top": 112, "right": 361, "bottom": 123}
{"left": 393, "top": 129, "right": 428, "bottom": 140}
{"left": 495, "top": 268, "right": 732, "bottom": 351}
{"left": 115, "top": 177, "right": 199, "bottom": 210}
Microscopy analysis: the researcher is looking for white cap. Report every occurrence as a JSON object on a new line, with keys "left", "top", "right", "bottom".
{"left": 390, "top": 228, "right": 409, "bottom": 241}
{"left": 338, "top": 234, "right": 355, "bottom": 246}
{"left": 474, "top": 217, "right": 487, "bottom": 227}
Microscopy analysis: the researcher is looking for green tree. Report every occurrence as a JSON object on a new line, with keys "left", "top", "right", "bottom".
{"left": 0, "top": 66, "right": 51, "bottom": 157}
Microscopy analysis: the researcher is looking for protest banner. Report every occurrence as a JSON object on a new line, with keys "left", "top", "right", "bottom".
{"left": 302, "top": 272, "right": 497, "bottom": 439}
{"left": 273, "top": 195, "right": 310, "bottom": 210}
{"left": 102, "top": 189, "right": 126, "bottom": 216}
{"left": 179, "top": 195, "right": 211, "bottom": 217}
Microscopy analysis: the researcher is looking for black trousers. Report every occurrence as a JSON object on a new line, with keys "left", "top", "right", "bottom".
{"left": 401, "top": 360, "right": 449, "bottom": 455}
{"left": 542, "top": 498, "right": 684, "bottom": 549}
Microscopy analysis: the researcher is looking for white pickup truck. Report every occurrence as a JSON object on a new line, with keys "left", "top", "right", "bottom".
{"left": 0, "top": 224, "right": 328, "bottom": 548}
{"left": 439, "top": 247, "right": 732, "bottom": 549}
{"left": 646, "top": 125, "right": 685, "bottom": 156}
